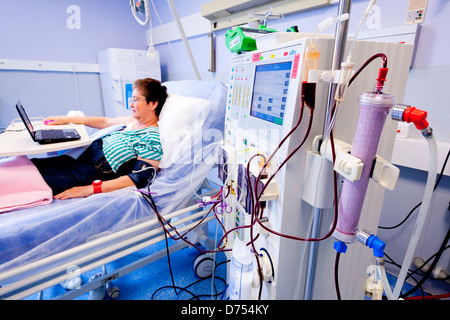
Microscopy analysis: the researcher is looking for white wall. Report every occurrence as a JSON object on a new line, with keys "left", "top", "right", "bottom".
{"left": 0, "top": 0, "right": 148, "bottom": 130}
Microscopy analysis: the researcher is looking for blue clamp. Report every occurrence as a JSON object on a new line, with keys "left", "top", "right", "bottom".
{"left": 366, "top": 235, "right": 386, "bottom": 258}
{"left": 333, "top": 241, "right": 348, "bottom": 254}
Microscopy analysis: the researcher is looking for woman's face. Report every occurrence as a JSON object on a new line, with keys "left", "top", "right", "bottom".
{"left": 130, "top": 88, "right": 157, "bottom": 120}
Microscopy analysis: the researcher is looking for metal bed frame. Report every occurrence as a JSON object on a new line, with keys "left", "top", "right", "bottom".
{"left": 0, "top": 182, "right": 220, "bottom": 300}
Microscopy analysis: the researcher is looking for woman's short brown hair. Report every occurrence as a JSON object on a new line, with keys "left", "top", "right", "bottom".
{"left": 133, "top": 78, "right": 168, "bottom": 117}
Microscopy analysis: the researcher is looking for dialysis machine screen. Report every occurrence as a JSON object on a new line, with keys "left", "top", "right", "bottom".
{"left": 250, "top": 61, "right": 293, "bottom": 126}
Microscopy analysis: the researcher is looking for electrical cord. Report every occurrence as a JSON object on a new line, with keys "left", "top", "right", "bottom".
{"left": 404, "top": 292, "right": 450, "bottom": 300}
{"left": 375, "top": 150, "right": 449, "bottom": 298}
{"left": 400, "top": 227, "right": 450, "bottom": 299}
{"left": 406, "top": 244, "right": 450, "bottom": 282}
{"left": 151, "top": 258, "right": 230, "bottom": 300}
{"left": 161, "top": 214, "right": 179, "bottom": 297}
{"left": 383, "top": 241, "right": 449, "bottom": 299}
{"left": 151, "top": 275, "right": 228, "bottom": 300}
{"left": 383, "top": 251, "right": 426, "bottom": 297}
{"left": 140, "top": 183, "right": 180, "bottom": 297}
{"left": 141, "top": 188, "right": 232, "bottom": 254}
{"left": 379, "top": 149, "right": 449, "bottom": 230}
{"left": 140, "top": 183, "right": 231, "bottom": 300}
{"left": 334, "top": 252, "right": 342, "bottom": 300}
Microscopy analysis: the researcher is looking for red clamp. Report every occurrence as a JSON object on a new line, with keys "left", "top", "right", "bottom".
{"left": 375, "top": 68, "right": 389, "bottom": 91}
{"left": 403, "top": 107, "right": 429, "bottom": 130}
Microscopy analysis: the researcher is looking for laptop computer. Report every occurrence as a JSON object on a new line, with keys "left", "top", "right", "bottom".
{"left": 16, "top": 100, "right": 81, "bottom": 144}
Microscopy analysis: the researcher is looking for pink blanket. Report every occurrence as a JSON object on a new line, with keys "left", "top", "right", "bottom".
{"left": 0, "top": 156, "right": 52, "bottom": 213}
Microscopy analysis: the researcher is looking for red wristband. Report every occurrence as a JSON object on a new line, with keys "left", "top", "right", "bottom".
{"left": 92, "top": 179, "right": 102, "bottom": 194}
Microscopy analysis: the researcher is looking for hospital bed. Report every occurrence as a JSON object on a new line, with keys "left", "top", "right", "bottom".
{"left": 0, "top": 80, "right": 227, "bottom": 300}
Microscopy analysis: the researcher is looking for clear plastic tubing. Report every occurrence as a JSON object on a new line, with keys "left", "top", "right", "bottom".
{"left": 332, "top": 92, "right": 396, "bottom": 243}
{"left": 391, "top": 131, "right": 438, "bottom": 299}
{"left": 376, "top": 257, "right": 395, "bottom": 300}
{"left": 376, "top": 132, "right": 437, "bottom": 300}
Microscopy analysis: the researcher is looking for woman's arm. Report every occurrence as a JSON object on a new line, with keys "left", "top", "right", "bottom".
{"left": 44, "top": 115, "right": 134, "bottom": 129}
{"left": 54, "top": 158, "right": 160, "bottom": 200}
{"left": 53, "top": 175, "right": 136, "bottom": 200}
{"left": 137, "top": 156, "right": 159, "bottom": 171}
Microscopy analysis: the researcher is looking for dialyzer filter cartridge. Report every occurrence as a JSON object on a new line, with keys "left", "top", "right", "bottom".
{"left": 333, "top": 91, "right": 396, "bottom": 243}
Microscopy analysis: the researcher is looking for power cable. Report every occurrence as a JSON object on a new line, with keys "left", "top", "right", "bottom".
{"left": 400, "top": 227, "right": 450, "bottom": 299}
{"left": 379, "top": 149, "right": 449, "bottom": 230}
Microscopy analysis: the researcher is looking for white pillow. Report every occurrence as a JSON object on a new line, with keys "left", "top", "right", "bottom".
{"left": 158, "top": 94, "right": 211, "bottom": 168}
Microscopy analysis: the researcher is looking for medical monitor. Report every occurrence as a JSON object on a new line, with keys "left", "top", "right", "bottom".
{"left": 250, "top": 61, "right": 293, "bottom": 126}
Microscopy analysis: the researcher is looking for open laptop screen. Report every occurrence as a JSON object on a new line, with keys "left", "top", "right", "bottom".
{"left": 16, "top": 101, "right": 36, "bottom": 139}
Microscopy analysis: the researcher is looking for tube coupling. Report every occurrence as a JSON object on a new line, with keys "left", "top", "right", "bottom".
{"left": 356, "top": 229, "right": 371, "bottom": 245}
{"left": 356, "top": 229, "right": 386, "bottom": 258}
{"left": 333, "top": 241, "right": 348, "bottom": 254}
{"left": 421, "top": 127, "right": 434, "bottom": 139}
{"left": 391, "top": 104, "right": 407, "bottom": 122}
{"left": 375, "top": 257, "right": 385, "bottom": 267}
{"left": 391, "top": 104, "right": 429, "bottom": 130}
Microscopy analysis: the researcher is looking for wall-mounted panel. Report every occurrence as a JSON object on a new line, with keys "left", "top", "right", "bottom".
{"left": 201, "top": 0, "right": 333, "bottom": 31}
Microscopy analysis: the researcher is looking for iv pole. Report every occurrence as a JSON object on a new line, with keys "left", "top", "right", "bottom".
{"left": 167, "top": 0, "right": 202, "bottom": 80}
{"left": 303, "top": 0, "right": 351, "bottom": 300}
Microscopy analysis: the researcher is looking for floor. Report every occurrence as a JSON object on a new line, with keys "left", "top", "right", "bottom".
{"left": 25, "top": 220, "right": 229, "bottom": 301}
{"left": 22, "top": 218, "right": 436, "bottom": 301}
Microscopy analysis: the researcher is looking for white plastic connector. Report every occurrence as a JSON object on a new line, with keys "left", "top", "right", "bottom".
{"left": 414, "top": 257, "right": 450, "bottom": 281}
{"left": 252, "top": 248, "right": 274, "bottom": 288}
{"left": 258, "top": 178, "right": 278, "bottom": 201}
{"left": 396, "top": 122, "right": 414, "bottom": 138}
{"left": 316, "top": 135, "right": 399, "bottom": 188}
{"left": 320, "top": 137, "right": 364, "bottom": 182}
{"left": 371, "top": 156, "right": 400, "bottom": 190}
{"left": 316, "top": 13, "right": 350, "bottom": 33}
{"left": 317, "top": 17, "right": 334, "bottom": 32}
{"left": 258, "top": 217, "right": 271, "bottom": 237}
{"left": 301, "top": 150, "right": 335, "bottom": 209}
{"left": 366, "top": 263, "right": 383, "bottom": 300}
{"left": 307, "top": 70, "right": 337, "bottom": 83}
{"left": 307, "top": 68, "right": 355, "bottom": 84}
{"left": 335, "top": 152, "right": 363, "bottom": 181}
{"left": 366, "top": 277, "right": 383, "bottom": 300}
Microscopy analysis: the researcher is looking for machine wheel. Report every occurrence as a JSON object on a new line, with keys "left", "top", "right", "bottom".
{"left": 193, "top": 253, "right": 215, "bottom": 278}
{"left": 107, "top": 285, "right": 120, "bottom": 299}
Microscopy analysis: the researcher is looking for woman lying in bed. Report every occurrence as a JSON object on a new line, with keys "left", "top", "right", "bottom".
{"left": 32, "top": 78, "right": 167, "bottom": 200}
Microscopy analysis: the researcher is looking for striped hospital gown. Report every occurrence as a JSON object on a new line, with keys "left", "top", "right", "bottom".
{"left": 102, "top": 126, "right": 162, "bottom": 172}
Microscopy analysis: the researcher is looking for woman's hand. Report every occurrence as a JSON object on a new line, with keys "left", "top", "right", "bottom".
{"left": 54, "top": 185, "right": 93, "bottom": 200}
{"left": 43, "top": 116, "right": 72, "bottom": 125}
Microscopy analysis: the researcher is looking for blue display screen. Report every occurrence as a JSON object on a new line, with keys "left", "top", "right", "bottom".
{"left": 250, "top": 61, "right": 292, "bottom": 125}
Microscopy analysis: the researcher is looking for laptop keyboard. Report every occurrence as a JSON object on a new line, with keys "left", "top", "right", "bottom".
{"left": 40, "top": 130, "right": 65, "bottom": 140}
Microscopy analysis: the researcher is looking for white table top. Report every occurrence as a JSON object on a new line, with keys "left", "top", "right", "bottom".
{"left": 0, "top": 121, "right": 90, "bottom": 157}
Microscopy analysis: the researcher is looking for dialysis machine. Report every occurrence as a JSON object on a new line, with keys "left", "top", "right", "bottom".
{"left": 220, "top": 35, "right": 413, "bottom": 299}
